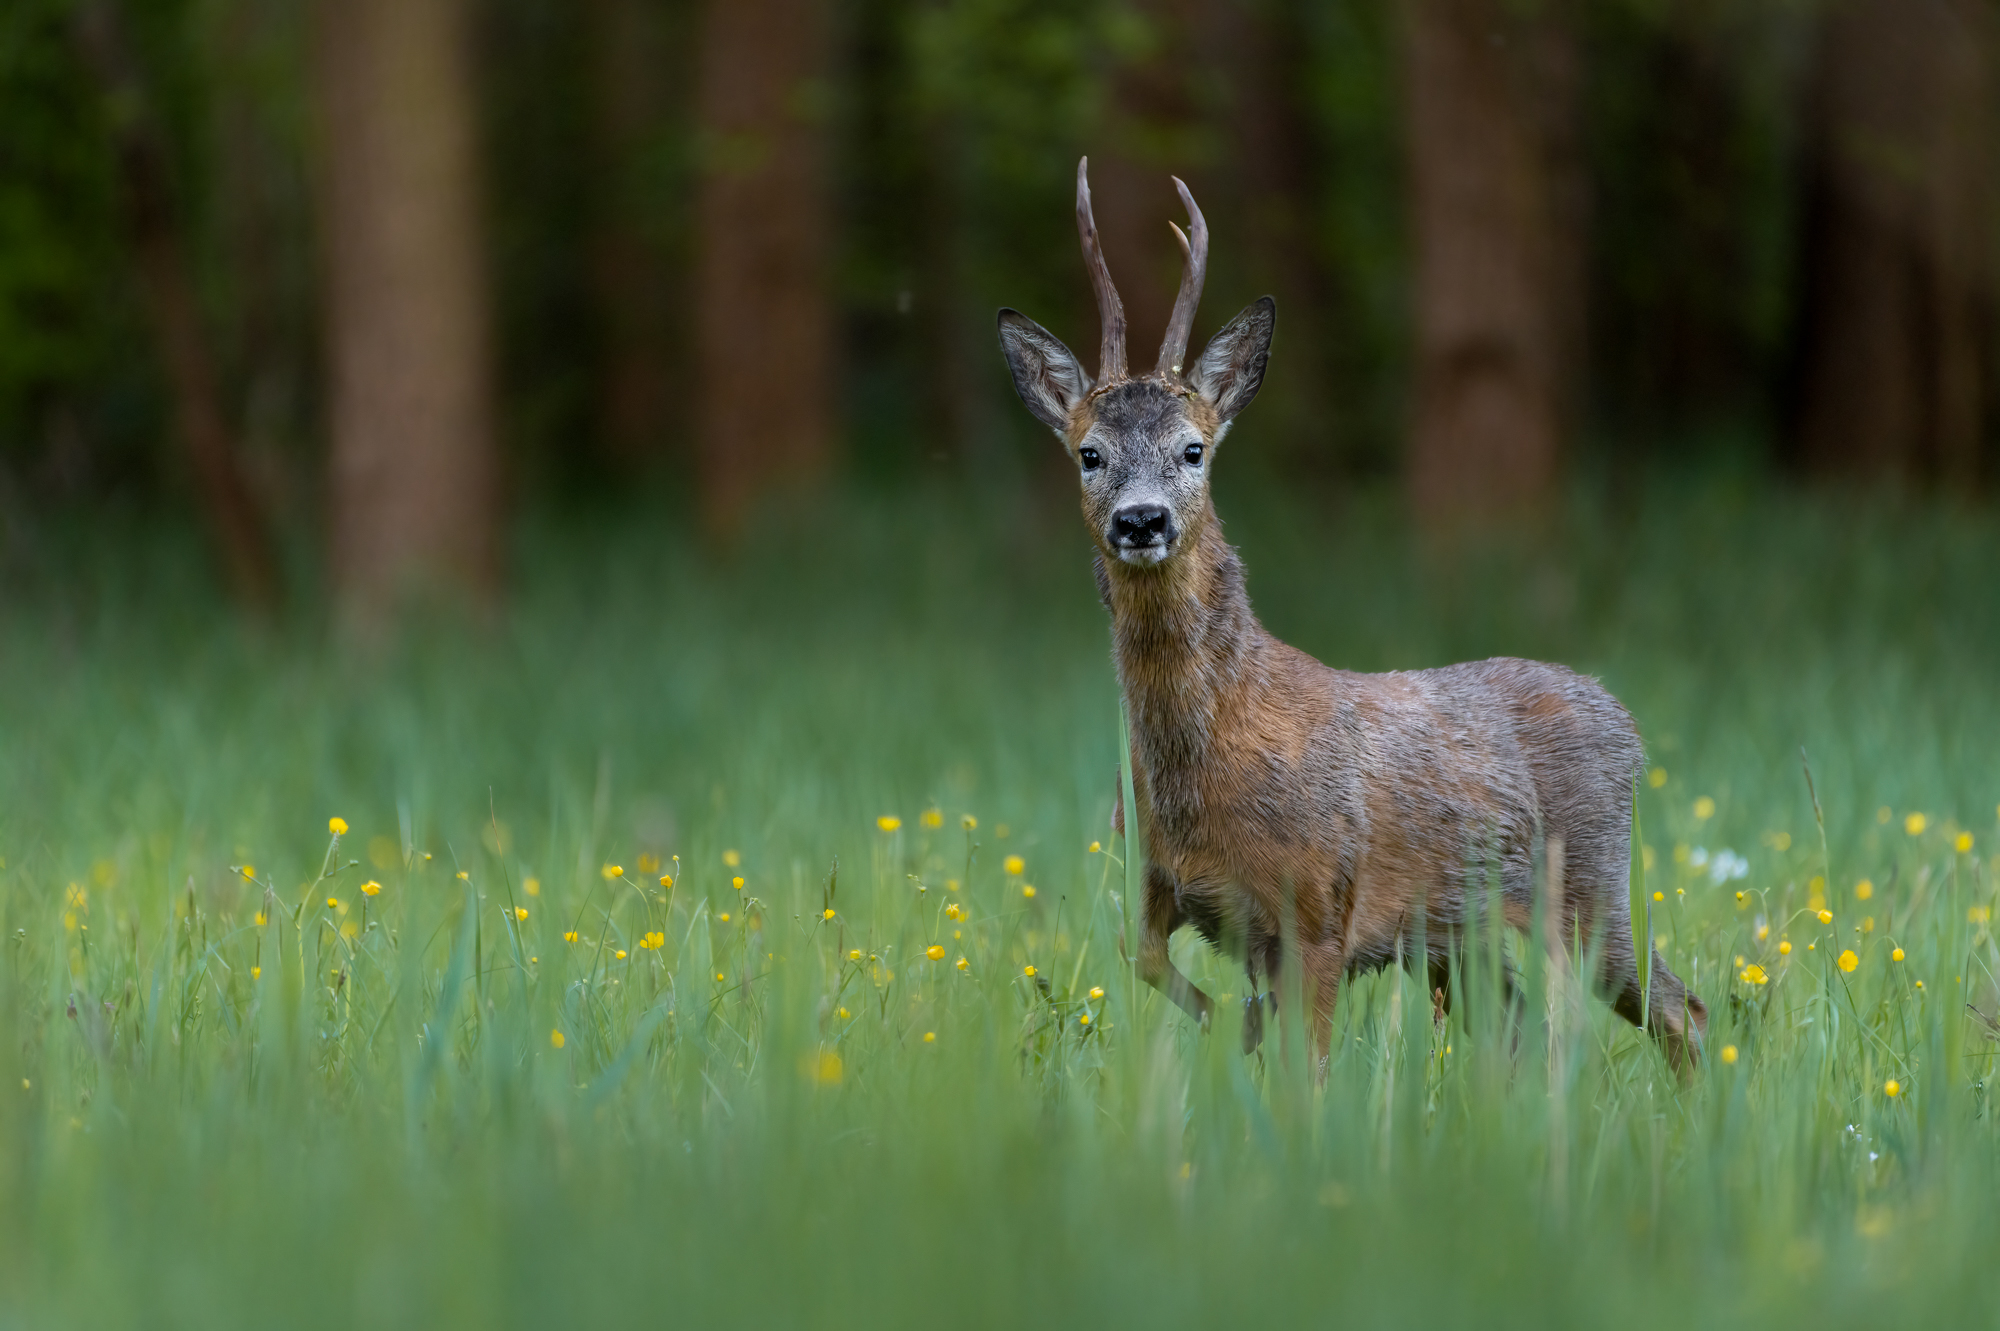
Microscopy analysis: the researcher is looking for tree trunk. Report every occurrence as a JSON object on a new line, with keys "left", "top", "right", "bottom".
{"left": 1792, "top": 0, "right": 1993, "bottom": 490}
{"left": 1097, "top": 0, "right": 1206, "bottom": 372}
{"left": 75, "top": 0, "right": 280, "bottom": 613}
{"left": 1403, "top": 0, "right": 1583, "bottom": 529}
{"left": 1212, "top": 0, "right": 1333, "bottom": 464}
{"left": 316, "top": 0, "right": 499, "bottom": 632}
{"left": 693, "top": 0, "right": 833, "bottom": 537}
{"left": 587, "top": 0, "right": 676, "bottom": 472}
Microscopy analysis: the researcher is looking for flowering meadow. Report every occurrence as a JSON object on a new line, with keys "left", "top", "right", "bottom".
{"left": 2, "top": 479, "right": 1997, "bottom": 1327}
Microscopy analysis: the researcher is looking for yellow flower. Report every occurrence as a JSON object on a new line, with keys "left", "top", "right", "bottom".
{"left": 1079, "top": 1013, "right": 1092, "bottom": 1026}
{"left": 923, "top": 1031, "right": 936, "bottom": 1043}
{"left": 240, "top": 864, "right": 256, "bottom": 880}
{"left": 637, "top": 853, "right": 660, "bottom": 875}
{"left": 1862, "top": 916, "right": 1874, "bottom": 932}
{"left": 1916, "top": 980, "right": 1924, "bottom": 990}
{"left": 921, "top": 808, "right": 943, "bottom": 828}
{"left": 1740, "top": 964, "right": 1768, "bottom": 985}
{"left": 961, "top": 815, "right": 977, "bottom": 830}
{"left": 1904, "top": 812, "right": 1929, "bottom": 836}
{"left": 326, "top": 897, "right": 341, "bottom": 910}
{"left": 250, "top": 966, "right": 261, "bottom": 980}
{"left": 602, "top": 864, "right": 623, "bottom": 880}
{"left": 1884, "top": 1079, "right": 1900, "bottom": 1098}
{"left": 943, "top": 903, "right": 959, "bottom": 921}
{"left": 1653, "top": 891, "right": 1664, "bottom": 902}
{"left": 514, "top": 907, "right": 529, "bottom": 921}
{"left": 849, "top": 949, "right": 861, "bottom": 961}
{"left": 1817, "top": 909, "right": 1833, "bottom": 924}
{"left": 1004, "top": 855, "right": 1025, "bottom": 876}
{"left": 1854, "top": 879, "right": 1873, "bottom": 901}
{"left": 1837, "top": 949, "right": 1858, "bottom": 973}
{"left": 715, "top": 972, "right": 725, "bottom": 983}
{"left": 732, "top": 876, "right": 745, "bottom": 890}
{"left": 1735, "top": 891, "right": 1746, "bottom": 905}
{"left": 718, "top": 912, "right": 731, "bottom": 923}
{"left": 927, "top": 944, "right": 946, "bottom": 961}
{"left": 361, "top": 880, "right": 381, "bottom": 897}
{"left": 1755, "top": 923, "right": 1768, "bottom": 941}
{"left": 455, "top": 871, "right": 469, "bottom": 881}
{"left": 614, "top": 950, "right": 627, "bottom": 960}
{"left": 723, "top": 849, "right": 741, "bottom": 867}
{"left": 1891, "top": 947, "right": 1905, "bottom": 961}
{"left": 955, "top": 956, "right": 969, "bottom": 971}
{"left": 823, "top": 907, "right": 836, "bottom": 920}
{"left": 1648, "top": 767, "right": 1668, "bottom": 789}
{"left": 659, "top": 874, "right": 674, "bottom": 889}
{"left": 524, "top": 878, "right": 540, "bottom": 897}
{"left": 1779, "top": 940, "right": 1792, "bottom": 956}
{"left": 254, "top": 912, "right": 267, "bottom": 927}
{"left": 1089, "top": 841, "right": 1102, "bottom": 853}
{"left": 837, "top": 1007, "right": 850, "bottom": 1020}
{"left": 877, "top": 815, "right": 902, "bottom": 832}
{"left": 328, "top": 817, "right": 348, "bottom": 836}
{"left": 1089, "top": 986, "right": 1105, "bottom": 1000}
{"left": 812, "top": 1050, "right": 843, "bottom": 1084}
{"left": 1023, "top": 965, "right": 1037, "bottom": 978}
{"left": 563, "top": 931, "right": 578, "bottom": 943}
{"left": 551, "top": 1029, "right": 565, "bottom": 1049}
{"left": 1693, "top": 796, "right": 1715, "bottom": 821}
{"left": 341, "top": 920, "right": 359, "bottom": 939}
{"left": 1023, "top": 885, "right": 1036, "bottom": 899}
{"left": 1721, "top": 1045, "right": 1738, "bottom": 1064}
{"left": 639, "top": 930, "right": 665, "bottom": 950}
{"left": 1956, "top": 832, "right": 1975, "bottom": 854}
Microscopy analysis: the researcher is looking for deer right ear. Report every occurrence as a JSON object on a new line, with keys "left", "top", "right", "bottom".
{"left": 997, "top": 310, "right": 1092, "bottom": 436}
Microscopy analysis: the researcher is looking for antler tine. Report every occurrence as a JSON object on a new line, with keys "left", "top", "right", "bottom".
{"left": 1076, "top": 157, "right": 1127, "bottom": 384}
{"left": 1157, "top": 176, "right": 1208, "bottom": 378}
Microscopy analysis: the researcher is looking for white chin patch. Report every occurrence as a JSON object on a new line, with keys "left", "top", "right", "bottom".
{"left": 1116, "top": 544, "right": 1170, "bottom": 566}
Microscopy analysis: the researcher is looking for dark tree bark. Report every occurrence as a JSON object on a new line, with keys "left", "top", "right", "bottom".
{"left": 587, "top": 0, "right": 676, "bottom": 472}
{"left": 1212, "top": 0, "right": 1333, "bottom": 460}
{"left": 1792, "top": 0, "right": 1993, "bottom": 489}
{"left": 1096, "top": 0, "right": 1207, "bottom": 371}
{"left": 1403, "top": 0, "right": 1583, "bottom": 529}
{"left": 315, "top": 0, "right": 500, "bottom": 631}
{"left": 693, "top": 0, "right": 833, "bottom": 537}
{"left": 75, "top": 1, "right": 280, "bottom": 613}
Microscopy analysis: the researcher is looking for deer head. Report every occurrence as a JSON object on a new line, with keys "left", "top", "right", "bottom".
{"left": 998, "top": 158, "right": 1275, "bottom": 568}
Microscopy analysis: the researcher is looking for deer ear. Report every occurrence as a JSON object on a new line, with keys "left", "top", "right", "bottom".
{"left": 997, "top": 309, "right": 1092, "bottom": 435}
{"left": 1188, "top": 296, "right": 1275, "bottom": 424}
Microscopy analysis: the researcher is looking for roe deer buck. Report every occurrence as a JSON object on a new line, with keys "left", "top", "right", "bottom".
{"left": 996, "top": 159, "right": 1707, "bottom": 1073}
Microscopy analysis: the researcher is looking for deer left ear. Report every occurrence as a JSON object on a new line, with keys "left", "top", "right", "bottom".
{"left": 1188, "top": 296, "right": 1275, "bottom": 424}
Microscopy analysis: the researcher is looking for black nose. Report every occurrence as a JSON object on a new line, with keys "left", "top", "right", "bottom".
{"left": 1112, "top": 504, "right": 1173, "bottom": 545}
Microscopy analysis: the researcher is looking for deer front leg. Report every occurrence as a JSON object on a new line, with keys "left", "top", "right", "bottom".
{"left": 1137, "top": 862, "right": 1213, "bottom": 1029}
{"left": 1303, "top": 940, "right": 1344, "bottom": 1081}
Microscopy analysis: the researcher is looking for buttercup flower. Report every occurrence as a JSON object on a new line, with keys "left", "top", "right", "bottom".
{"left": 878, "top": 815, "right": 901, "bottom": 832}
{"left": 328, "top": 817, "right": 348, "bottom": 836}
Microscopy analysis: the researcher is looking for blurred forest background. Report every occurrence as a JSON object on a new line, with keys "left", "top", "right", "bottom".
{"left": 0, "top": 0, "right": 1994, "bottom": 626}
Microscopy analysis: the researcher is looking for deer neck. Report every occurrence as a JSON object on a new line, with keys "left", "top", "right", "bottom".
{"left": 1097, "top": 512, "right": 1264, "bottom": 775}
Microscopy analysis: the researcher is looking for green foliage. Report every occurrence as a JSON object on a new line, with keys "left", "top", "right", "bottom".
{"left": 1, "top": 480, "right": 1997, "bottom": 1323}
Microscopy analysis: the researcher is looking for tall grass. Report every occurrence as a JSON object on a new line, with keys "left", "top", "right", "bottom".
{"left": 0, "top": 475, "right": 1995, "bottom": 1326}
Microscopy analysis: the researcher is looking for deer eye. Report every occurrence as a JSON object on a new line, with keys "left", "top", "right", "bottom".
{"left": 1182, "top": 443, "right": 1204, "bottom": 466}
{"left": 1079, "top": 447, "right": 1102, "bottom": 471}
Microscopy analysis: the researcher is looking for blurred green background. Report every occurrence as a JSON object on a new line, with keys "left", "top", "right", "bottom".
{"left": 4, "top": 1, "right": 2000, "bottom": 1326}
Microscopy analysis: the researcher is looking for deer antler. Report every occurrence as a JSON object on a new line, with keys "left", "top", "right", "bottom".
{"left": 1157, "top": 176, "right": 1207, "bottom": 378}
{"left": 1076, "top": 157, "right": 1127, "bottom": 384}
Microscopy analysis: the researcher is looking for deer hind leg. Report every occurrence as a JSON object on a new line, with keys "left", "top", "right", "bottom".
{"left": 1302, "top": 941, "right": 1345, "bottom": 1081}
{"left": 1137, "top": 862, "right": 1213, "bottom": 1029}
{"left": 1599, "top": 925, "right": 1708, "bottom": 1074}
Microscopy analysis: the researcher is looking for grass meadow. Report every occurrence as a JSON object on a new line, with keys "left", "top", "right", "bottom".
{"left": 2, "top": 471, "right": 1998, "bottom": 1327}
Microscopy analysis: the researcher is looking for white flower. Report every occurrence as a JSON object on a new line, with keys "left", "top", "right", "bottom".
{"left": 1689, "top": 846, "right": 1710, "bottom": 869}
{"left": 1708, "top": 849, "right": 1749, "bottom": 884}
